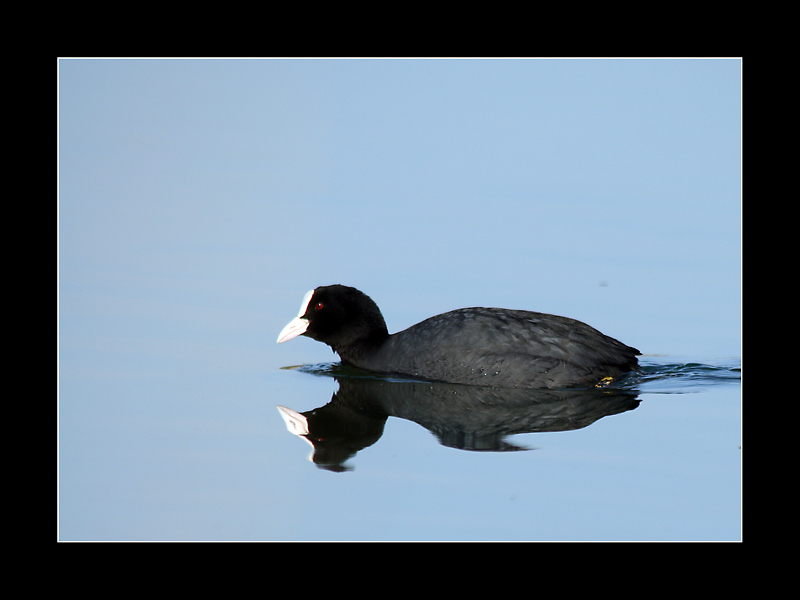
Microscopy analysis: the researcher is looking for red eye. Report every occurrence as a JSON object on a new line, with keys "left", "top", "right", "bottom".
{"left": 315, "top": 302, "right": 324, "bottom": 310}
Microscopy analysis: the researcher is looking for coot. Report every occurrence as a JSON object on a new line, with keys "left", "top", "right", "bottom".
{"left": 277, "top": 285, "right": 640, "bottom": 389}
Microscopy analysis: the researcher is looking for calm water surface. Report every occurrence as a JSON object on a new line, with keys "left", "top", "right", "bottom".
{"left": 59, "top": 355, "right": 741, "bottom": 541}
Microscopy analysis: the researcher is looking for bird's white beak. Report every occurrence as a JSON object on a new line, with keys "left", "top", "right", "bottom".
{"left": 276, "top": 316, "right": 309, "bottom": 343}
{"left": 276, "top": 289, "right": 314, "bottom": 343}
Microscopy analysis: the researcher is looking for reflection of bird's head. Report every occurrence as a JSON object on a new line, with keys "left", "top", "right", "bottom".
{"left": 276, "top": 394, "right": 388, "bottom": 472}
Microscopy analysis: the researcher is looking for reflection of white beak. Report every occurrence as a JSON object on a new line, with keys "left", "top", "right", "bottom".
{"left": 277, "top": 405, "right": 309, "bottom": 436}
{"left": 276, "top": 289, "right": 315, "bottom": 343}
{"left": 276, "top": 316, "right": 309, "bottom": 343}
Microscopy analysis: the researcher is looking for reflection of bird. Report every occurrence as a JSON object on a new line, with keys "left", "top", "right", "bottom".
{"left": 277, "top": 372, "right": 641, "bottom": 471}
{"left": 278, "top": 285, "right": 640, "bottom": 389}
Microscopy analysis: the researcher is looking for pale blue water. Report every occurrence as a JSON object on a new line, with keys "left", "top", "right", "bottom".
{"left": 59, "top": 356, "right": 739, "bottom": 541}
{"left": 58, "top": 58, "right": 741, "bottom": 541}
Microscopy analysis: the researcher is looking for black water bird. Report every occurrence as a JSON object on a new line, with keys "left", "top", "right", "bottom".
{"left": 277, "top": 284, "right": 640, "bottom": 389}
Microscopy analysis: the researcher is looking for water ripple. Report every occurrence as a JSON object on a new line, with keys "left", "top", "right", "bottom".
{"left": 637, "top": 358, "right": 741, "bottom": 393}
{"left": 285, "top": 357, "right": 741, "bottom": 394}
